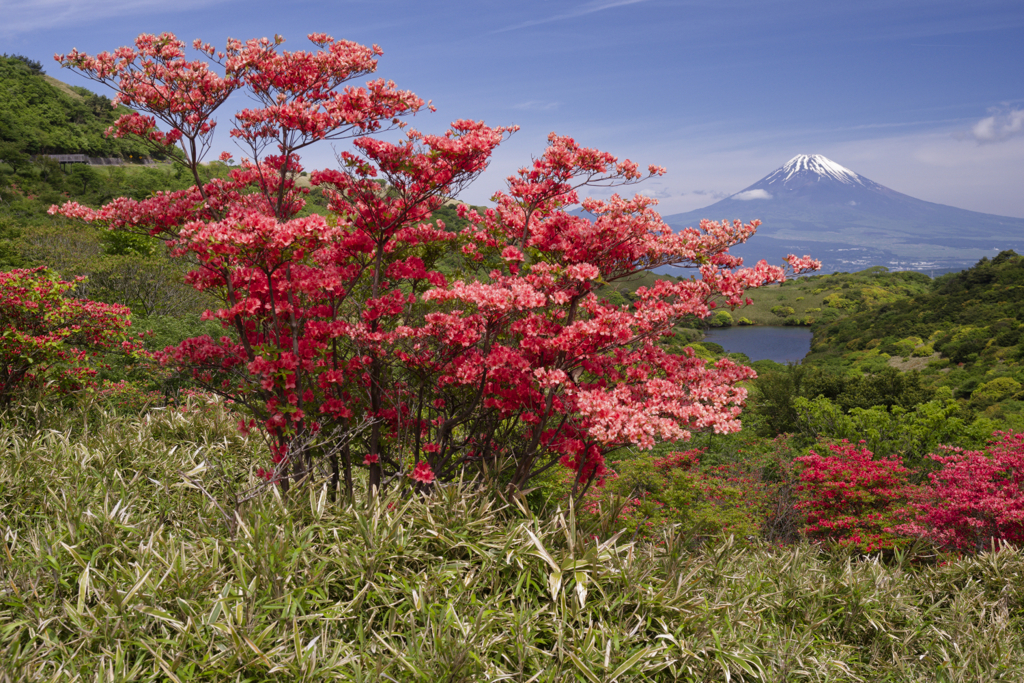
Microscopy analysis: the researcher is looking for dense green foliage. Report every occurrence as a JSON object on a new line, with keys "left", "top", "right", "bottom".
{"left": 812, "top": 251, "right": 1024, "bottom": 368}
{"left": 799, "top": 252, "right": 1024, "bottom": 429}
{"left": 2, "top": 54, "right": 46, "bottom": 76}
{"left": 0, "top": 55, "right": 155, "bottom": 159}
{"left": 3, "top": 406, "right": 1024, "bottom": 681}
{"left": 714, "top": 266, "right": 933, "bottom": 327}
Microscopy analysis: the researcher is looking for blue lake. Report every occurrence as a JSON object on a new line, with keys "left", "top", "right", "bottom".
{"left": 701, "top": 326, "right": 813, "bottom": 364}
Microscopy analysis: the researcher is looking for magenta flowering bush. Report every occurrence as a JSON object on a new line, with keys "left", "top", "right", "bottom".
{"left": 899, "top": 432, "right": 1024, "bottom": 551}
{"left": 795, "top": 441, "right": 918, "bottom": 553}
{"left": 52, "top": 31, "right": 817, "bottom": 496}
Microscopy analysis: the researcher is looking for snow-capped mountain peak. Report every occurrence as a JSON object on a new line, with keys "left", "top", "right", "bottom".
{"left": 763, "top": 154, "right": 864, "bottom": 187}
{"left": 663, "top": 152, "right": 1024, "bottom": 276}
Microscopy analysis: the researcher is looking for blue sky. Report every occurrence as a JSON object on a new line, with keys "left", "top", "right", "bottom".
{"left": 4, "top": 0, "right": 1023, "bottom": 218}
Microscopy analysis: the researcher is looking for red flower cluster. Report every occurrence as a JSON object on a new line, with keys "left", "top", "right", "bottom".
{"left": 797, "top": 435, "right": 1024, "bottom": 554}
{"left": 410, "top": 461, "right": 435, "bottom": 484}
{"left": 796, "top": 441, "right": 917, "bottom": 553}
{"left": 899, "top": 432, "right": 1024, "bottom": 551}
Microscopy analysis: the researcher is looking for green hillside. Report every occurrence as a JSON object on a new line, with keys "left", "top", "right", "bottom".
{"left": 722, "top": 266, "right": 933, "bottom": 326}
{"left": 0, "top": 54, "right": 154, "bottom": 159}
{"left": 0, "top": 55, "right": 204, "bottom": 233}
{"left": 806, "top": 251, "right": 1024, "bottom": 419}
{"left": 811, "top": 251, "right": 1024, "bottom": 362}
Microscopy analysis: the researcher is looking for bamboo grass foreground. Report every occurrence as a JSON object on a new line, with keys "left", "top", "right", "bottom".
{"left": 2, "top": 404, "right": 1023, "bottom": 681}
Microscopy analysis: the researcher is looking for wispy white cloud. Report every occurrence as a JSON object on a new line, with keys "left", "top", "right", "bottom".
{"left": 690, "top": 189, "right": 730, "bottom": 200}
{"left": 963, "top": 107, "right": 1024, "bottom": 144}
{"left": 733, "top": 189, "right": 772, "bottom": 200}
{"left": 637, "top": 187, "right": 673, "bottom": 199}
{"left": 637, "top": 187, "right": 732, "bottom": 201}
{"left": 832, "top": 117, "right": 972, "bottom": 132}
{"left": 511, "top": 100, "right": 561, "bottom": 111}
{"left": 493, "top": 0, "right": 649, "bottom": 34}
{"left": 0, "top": 0, "right": 228, "bottom": 35}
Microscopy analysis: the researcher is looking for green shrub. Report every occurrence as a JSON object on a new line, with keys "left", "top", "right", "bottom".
{"left": 972, "top": 377, "right": 1023, "bottom": 407}
{"left": 709, "top": 310, "right": 733, "bottom": 327}
{"left": 771, "top": 305, "right": 795, "bottom": 318}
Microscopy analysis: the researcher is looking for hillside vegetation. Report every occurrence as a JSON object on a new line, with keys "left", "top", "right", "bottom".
{"left": 4, "top": 50, "right": 1024, "bottom": 681}
{"left": 790, "top": 254, "right": 1024, "bottom": 432}
{"left": 3, "top": 405, "right": 1023, "bottom": 681}
{"left": 723, "top": 266, "right": 933, "bottom": 327}
{"left": 0, "top": 54, "right": 156, "bottom": 160}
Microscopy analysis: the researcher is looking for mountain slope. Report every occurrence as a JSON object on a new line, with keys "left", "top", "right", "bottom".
{"left": 0, "top": 55, "right": 153, "bottom": 159}
{"left": 662, "top": 154, "right": 1024, "bottom": 273}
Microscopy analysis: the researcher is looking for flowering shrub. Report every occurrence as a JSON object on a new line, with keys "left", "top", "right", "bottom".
{"left": 53, "top": 32, "right": 817, "bottom": 495}
{"left": 900, "top": 432, "right": 1024, "bottom": 551}
{"left": 795, "top": 441, "right": 916, "bottom": 552}
{"left": 0, "top": 267, "right": 138, "bottom": 407}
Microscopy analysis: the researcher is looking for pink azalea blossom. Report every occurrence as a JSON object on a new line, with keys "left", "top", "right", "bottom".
{"left": 410, "top": 461, "right": 435, "bottom": 484}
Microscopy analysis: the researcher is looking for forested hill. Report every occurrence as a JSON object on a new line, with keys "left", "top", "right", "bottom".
{"left": 0, "top": 55, "right": 227, "bottom": 319}
{"left": 0, "top": 54, "right": 153, "bottom": 159}
{"left": 812, "top": 250, "right": 1024, "bottom": 365}
{"left": 781, "top": 251, "right": 1024, "bottom": 430}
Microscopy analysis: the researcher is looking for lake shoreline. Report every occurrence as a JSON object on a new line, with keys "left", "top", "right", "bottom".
{"left": 700, "top": 325, "right": 814, "bottom": 364}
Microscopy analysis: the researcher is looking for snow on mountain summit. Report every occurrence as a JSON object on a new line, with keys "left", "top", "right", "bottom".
{"left": 763, "top": 154, "right": 864, "bottom": 187}
{"left": 728, "top": 154, "right": 880, "bottom": 201}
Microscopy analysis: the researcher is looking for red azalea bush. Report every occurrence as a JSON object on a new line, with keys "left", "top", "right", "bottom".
{"left": 0, "top": 267, "right": 138, "bottom": 408}
{"left": 52, "top": 32, "right": 817, "bottom": 495}
{"left": 899, "top": 432, "right": 1024, "bottom": 551}
{"left": 795, "top": 441, "right": 917, "bottom": 553}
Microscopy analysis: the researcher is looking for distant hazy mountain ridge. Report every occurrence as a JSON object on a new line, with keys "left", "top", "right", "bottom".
{"left": 662, "top": 154, "right": 1024, "bottom": 274}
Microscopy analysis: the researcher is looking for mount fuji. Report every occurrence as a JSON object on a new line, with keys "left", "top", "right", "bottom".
{"left": 661, "top": 154, "right": 1024, "bottom": 274}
